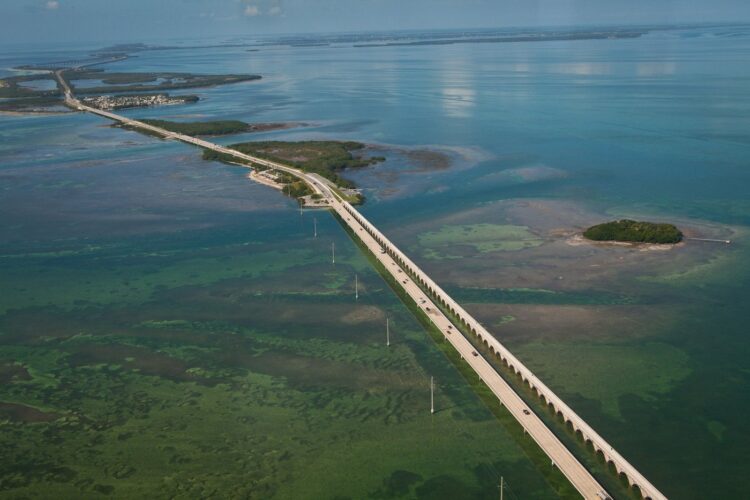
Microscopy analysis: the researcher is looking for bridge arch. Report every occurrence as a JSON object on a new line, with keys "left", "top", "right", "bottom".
{"left": 606, "top": 459, "right": 618, "bottom": 476}
{"left": 618, "top": 471, "right": 630, "bottom": 486}
{"left": 330, "top": 200, "right": 668, "bottom": 500}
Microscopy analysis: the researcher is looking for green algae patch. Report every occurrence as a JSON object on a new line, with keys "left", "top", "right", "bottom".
{"left": 0, "top": 248, "right": 313, "bottom": 314}
{"left": 418, "top": 224, "right": 543, "bottom": 259}
{"left": 0, "top": 246, "right": 558, "bottom": 498}
{"left": 494, "top": 315, "right": 516, "bottom": 327}
{"left": 514, "top": 341, "right": 692, "bottom": 419}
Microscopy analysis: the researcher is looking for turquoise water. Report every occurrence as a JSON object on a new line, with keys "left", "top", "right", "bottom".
{"left": 2, "top": 25, "right": 750, "bottom": 498}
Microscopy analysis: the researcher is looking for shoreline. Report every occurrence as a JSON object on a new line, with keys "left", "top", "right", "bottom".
{"left": 0, "top": 109, "right": 69, "bottom": 116}
{"left": 246, "top": 170, "right": 283, "bottom": 191}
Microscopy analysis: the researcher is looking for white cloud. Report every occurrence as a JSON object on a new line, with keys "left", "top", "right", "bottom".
{"left": 45, "top": 1, "right": 59, "bottom": 10}
{"left": 242, "top": 0, "right": 283, "bottom": 18}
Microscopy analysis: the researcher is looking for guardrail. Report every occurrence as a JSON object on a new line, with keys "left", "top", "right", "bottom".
{"left": 338, "top": 202, "right": 666, "bottom": 500}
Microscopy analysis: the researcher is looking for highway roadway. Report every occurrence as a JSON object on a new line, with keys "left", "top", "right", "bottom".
{"left": 55, "top": 69, "right": 666, "bottom": 500}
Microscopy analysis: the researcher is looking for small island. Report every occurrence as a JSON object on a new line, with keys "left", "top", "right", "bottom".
{"left": 203, "top": 140, "right": 385, "bottom": 204}
{"left": 139, "top": 119, "right": 301, "bottom": 136}
{"left": 583, "top": 219, "right": 683, "bottom": 244}
{"left": 83, "top": 94, "right": 199, "bottom": 111}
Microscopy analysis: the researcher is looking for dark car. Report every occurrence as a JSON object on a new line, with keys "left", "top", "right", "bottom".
{"left": 471, "top": 351, "right": 478, "bottom": 357}
{"left": 522, "top": 409, "right": 531, "bottom": 415}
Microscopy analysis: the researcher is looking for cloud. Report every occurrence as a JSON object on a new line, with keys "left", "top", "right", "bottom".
{"left": 242, "top": 0, "right": 283, "bottom": 18}
{"left": 45, "top": 0, "right": 59, "bottom": 9}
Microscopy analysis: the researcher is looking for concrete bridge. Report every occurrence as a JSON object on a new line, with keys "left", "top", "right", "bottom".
{"left": 56, "top": 70, "right": 667, "bottom": 500}
{"left": 335, "top": 201, "right": 666, "bottom": 500}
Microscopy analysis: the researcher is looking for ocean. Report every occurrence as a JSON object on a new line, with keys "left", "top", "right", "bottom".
{"left": 1, "top": 24, "right": 749, "bottom": 498}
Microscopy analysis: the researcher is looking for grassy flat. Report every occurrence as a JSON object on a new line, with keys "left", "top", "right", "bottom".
{"left": 418, "top": 224, "right": 543, "bottom": 259}
{"left": 514, "top": 340, "right": 691, "bottom": 419}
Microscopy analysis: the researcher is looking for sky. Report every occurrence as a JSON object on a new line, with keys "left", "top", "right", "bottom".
{"left": 2, "top": 0, "right": 750, "bottom": 45}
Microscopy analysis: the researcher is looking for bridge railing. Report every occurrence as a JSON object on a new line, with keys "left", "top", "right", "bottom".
{"left": 64, "top": 82, "right": 664, "bottom": 499}
{"left": 336, "top": 201, "right": 666, "bottom": 500}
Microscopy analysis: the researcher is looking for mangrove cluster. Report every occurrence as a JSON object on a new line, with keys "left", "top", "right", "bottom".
{"left": 141, "top": 119, "right": 250, "bottom": 136}
{"left": 203, "top": 140, "right": 384, "bottom": 190}
{"left": 138, "top": 119, "right": 299, "bottom": 136}
{"left": 583, "top": 219, "right": 683, "bottom": 244}
{"left": 66, "top": 70, "right": 261, "bottom": 95}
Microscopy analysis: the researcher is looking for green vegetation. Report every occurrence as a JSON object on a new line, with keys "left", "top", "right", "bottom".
{"left": 138, "top": 119, "right": 294, "bottom": 136}
{"left": 385, "top": 250, "right": 643, "bottom": 499}
{"left": 277, "top": 173, "right": 313, "bottom": 199}
{"left": 218, "top": 140, "right": 383, "bottom": 189}
{"left": 0, "top": 224, "right": 559, "bottom": 498}
{"left": 0, "top": 246, "right": 314, "bottom": 315}
{"left": 201, "top": 149, "right": 239, "bottom": 165}
{"left": 202, "top": 141, "right": 383, "bottom": 204}
{"left": 514, "top": 341, "right": 691, "bottom": 419}
{"left": 451, "top": 287, "right": 638, "bottom": 306}
{"left": 333, "top": 212, "right": 579, "bottom": 498}
{"left": 67, "top": 69, "right": 261, "bottom": 95}
{"left": 583, "top": 219, "right": 683, "bottom": 244}
{"left": 99, "top": 73, "right": 160, "bottom": 85}
{"left": 140, "top": 119, "right": 250, "bottom": 136}
{"left": 0, "top": 69, "right": 259, "bottom": 106}
{"left": 0, "top": 75, "right": 60, "bottom": 99}
{"left": 0, "top": 96, "right": 66, "bottom": 113}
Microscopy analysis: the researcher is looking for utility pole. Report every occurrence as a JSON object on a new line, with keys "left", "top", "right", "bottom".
{"left": 313, "top": 218, "right": 317, "bottom": 238}
{"left": 332, "top": 242, "right": 335, "bottom": 264}
{"left": 430, "top": 376, "right": 434, "bottom": 414}
{"left": 355, "top": 274, "right": 359, "bottom": 300}
{"left": 386, "top": 317, "right": 390, "bottom": 347}
{"left": 500, "top": 476, "right": 504, "bottom": 500}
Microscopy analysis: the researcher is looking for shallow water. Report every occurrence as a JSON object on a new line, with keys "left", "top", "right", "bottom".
{"left": 1, "top": 25, "right": 750, "bottom": 498}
